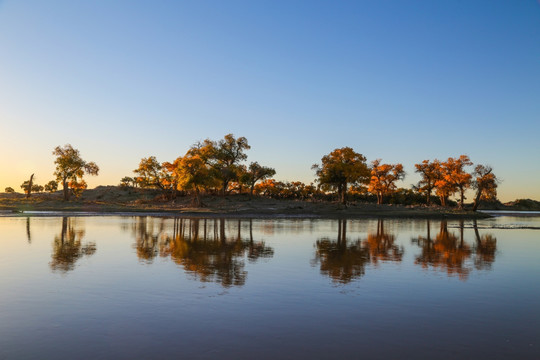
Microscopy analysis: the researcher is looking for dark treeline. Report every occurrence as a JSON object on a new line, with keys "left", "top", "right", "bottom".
{"left": 6, "top": 135, "right": 499, "bottom": 211}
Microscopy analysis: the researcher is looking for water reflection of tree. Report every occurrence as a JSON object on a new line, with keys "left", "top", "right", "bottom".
{"left": 473, "top": 220, "right": 497, "bottom": 270}
{"left": 50, "top": 217, "right": 96, "bottom": 272}
{"left": 130, "top": 217, "right": 274, "bottom": 287}
{"left": 412, "top": 220, "right": 497, "bottom": 280}
{"left": 363, "top": 220, "right": 404, "bottom": 265}
{"left": 313, "top": 219, "right": 403, "bottom": 283}
{"left": 132, "top": 216, "right": 165, "bottom": 262}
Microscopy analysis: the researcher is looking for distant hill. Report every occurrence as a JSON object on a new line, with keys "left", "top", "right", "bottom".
{"left": 503, "top": 199, "right": 540, "bottom": 211}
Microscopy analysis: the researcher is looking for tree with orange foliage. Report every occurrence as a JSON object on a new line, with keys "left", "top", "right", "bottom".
{"left": 444, "top": 155, "right": 472, "bottom": 209}
{"left": 414, "top": 159, "right": 440, "bottom": 205}
{"left": 472, "top": 165, "right": 498, "bottom": 211}
{"left": 312, "top": 147, "right": 370, "bottom": 205}
{"left": 239, "top": 162, "right": 276, "bottom": 197}
{"left": 368, "top": 160, "right": 405, "bottom": 205}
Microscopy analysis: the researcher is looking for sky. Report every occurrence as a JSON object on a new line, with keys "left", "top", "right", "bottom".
{"left": 0, "top": 0, "right": 539, "bottom": 202}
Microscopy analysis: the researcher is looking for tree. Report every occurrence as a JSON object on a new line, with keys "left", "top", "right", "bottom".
{"left": 53, "top": 144, "right": 99, "bottom": 201}
{"left": 175, "top": 147, "right": 218, "bottom": 207}
{"left": 472, "top": 165, "right": 498, "bottom": 211}
{"left": 312, "top": 147, "right": 370, "bottom": 205}
{"left": 444, "top": 155, "right": 472, "bottom": 209}
{"left": 4, "top": 187, "right": 15, "bottom": 193}
{"left": 20, "top": 174, "right": 35, "bottom": 198}
{"left": 433, "top": 161, "right": 454, "bottom": 207}
{"left": 368, "top": 160, "right": 405, "bottom": 205}
{"left": 240, "top": 162, "right": 276, "bottom": 197}
{"left": 44, "top": 180, "right": 58, "bottom": 193}
{"left": 208, "top": 134, "right": 251, "bottom": 195}
{"left": 133, "top": 156, "right": 164, "bottom": 189}
{"left": 31, "top": 184, "right": 44, "bottom": 193}
{"left": 414, "top": 159, "right": 440, "bottom": 205}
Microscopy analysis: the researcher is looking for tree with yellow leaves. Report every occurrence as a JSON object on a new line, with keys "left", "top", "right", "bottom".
{"left": 175, "top": 145, "right": 219, "bottom": 207}
{"left": 312, "top": 147, "right": 370, "bottom": 205}
{"left": 368, "top": 159, "right": 405, "bottom": 205}
{"left": 53, "top": 144, "right": 99, "bottom": 201}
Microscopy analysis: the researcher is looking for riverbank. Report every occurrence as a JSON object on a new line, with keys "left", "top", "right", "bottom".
{"left": 0, "top": 190, "right": 491, "bottom": 219}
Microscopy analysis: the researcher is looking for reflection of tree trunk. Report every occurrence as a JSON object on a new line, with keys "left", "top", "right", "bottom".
{"left": 237, "top": 220, "right": 241, "bottom": 240}
{"left": 459, "top": 220, "right": 464, "bottom": 248}
{"left": 473, "top": 219, "right": 480, "bottom": 241}
{"left": 249, "top": 219, "right": 253, "bottom": 243}
{"left": 26, "top": 217, "right": 31, "bottom": 243}
{"left": 426, "top": 220, "right": 432, "bottom": 250}
{"left": 192, "top": 219, "right": 199, "bottom": 240}
{"left": 337, "top": 219, "right": 347, "bottom": 244}
{"left": 61, "top": 217, "right": 68, "bottom": 244}
{"left": 220, "top": 218, "right": 226, "bottom": 242}
{"left": 440, "top": 220, "right": 448, "bottom": 235}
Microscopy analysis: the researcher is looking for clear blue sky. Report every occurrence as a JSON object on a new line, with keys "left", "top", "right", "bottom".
{"left": 1, "top": 0, "right": 539, "bottom": 202}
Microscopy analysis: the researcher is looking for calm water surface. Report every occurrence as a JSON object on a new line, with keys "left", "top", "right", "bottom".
{"left": 0, "top": 215, "right": 539, "bottom": 359}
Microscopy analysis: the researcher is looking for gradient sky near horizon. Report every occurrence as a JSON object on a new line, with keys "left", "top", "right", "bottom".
{"left": 1, "top": 0, "right": 539, "bottom": 202}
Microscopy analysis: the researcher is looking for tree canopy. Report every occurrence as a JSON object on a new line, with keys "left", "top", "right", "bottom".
{"left": 53, "top": 144, "right": 99, "bottom": 201}
{"left": 312, "top": 147, "right": 370, "bottom": 205}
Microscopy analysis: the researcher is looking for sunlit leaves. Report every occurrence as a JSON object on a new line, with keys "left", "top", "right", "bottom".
{"left": 53, "top": 144, "right": 99, "bottom": 201}
{"left": 313, "top": 147, "right": 370, "bottom": 204}
{"left": 368, "top": 159, "right": 405, "bottom": 204}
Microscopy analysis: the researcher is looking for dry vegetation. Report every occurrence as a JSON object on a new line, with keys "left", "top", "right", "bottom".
{"left": 0, "top": 186, "right": 496, "bottom": 219}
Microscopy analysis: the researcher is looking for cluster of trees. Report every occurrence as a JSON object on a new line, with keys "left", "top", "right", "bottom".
{"left": 312, "top": 148, "right": 498, "bottom": 210}
{"left": 122, "top": 134, "right": 275, "bottom": 206}
{"left": 18, "top": 180, "right": 59, "bottom": 195}
{"left": 3, "top": 138, "right": 498, "bottom": 211}
{"left": 414, "top": 155, "right": 498, "bottom": 211}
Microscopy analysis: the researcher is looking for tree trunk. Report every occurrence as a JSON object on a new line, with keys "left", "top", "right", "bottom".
{"left": 222, "top": 181, "right": 228, "bottom": 196}
{"left": 62, "top": 178, "right": 70, "bottom": 201}
{"left": 459, "top": 187, "right": 465, "bottom": 209}
{"left": 377, "top": 192, "right": 383, "bottom": 205}
{"left": 192, "top": 187, "right": 201, "bottom": 207}
{"left": 26, "top": 174, "right": 34, "bottom": 199}
{"left": 472, "top": 188, "right": 482, "bottom": 212}
{"left": 440, "top": 195, "right": 446, "bottom": 207}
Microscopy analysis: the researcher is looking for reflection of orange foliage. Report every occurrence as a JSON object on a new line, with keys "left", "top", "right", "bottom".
{"left": 363, "top": 220, "right": 403, "bottom": 264}
{"left": 432, "top": 224, "right": 471, "bottom": 279}
{"left": 412, "top": 221, "right": 496, "bottom": 281}
{"left": 129, "top": 218, "right": 273, "bottom": 287}
{"left": 314, "top": 220, "right": 403, "bottom": 283}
